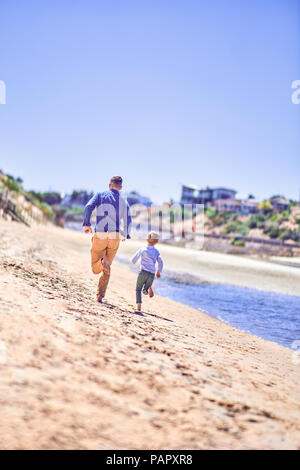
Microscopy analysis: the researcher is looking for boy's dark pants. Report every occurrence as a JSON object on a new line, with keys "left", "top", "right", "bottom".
{"left": 136, "top": 269, "right": 155, "bottom": 303}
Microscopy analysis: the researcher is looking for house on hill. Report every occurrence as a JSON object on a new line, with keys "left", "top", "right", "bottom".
{"left": 124, "top": 191, "right": 152, "bottom": 207}
{"left": 181, "top": 184, "right": 237, "bottom": 207}
{"left": 240, "top": 199, "right": 259, "bottom": 215}
{"left": 270, "top": 196, "right": 290, "bottom": 212}
{"left": 212, "top": 198, "right": 259, "bottom": 215}
{"left": 213, "top": 198, "right": 241, "bottom": 212}
{"left": 61, "top": 191, "right": 94, "bottom": 208}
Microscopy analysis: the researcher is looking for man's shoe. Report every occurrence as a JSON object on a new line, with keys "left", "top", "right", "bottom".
{"left": 97, "top": 296, "right": 104, "bottom": 303}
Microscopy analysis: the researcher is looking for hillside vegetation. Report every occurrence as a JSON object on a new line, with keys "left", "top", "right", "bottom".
{"left": 0, "top": 171, "right": 55, "bottom": 225}
{"left": 204, "top": 203, "right": 300, "bottom": 244}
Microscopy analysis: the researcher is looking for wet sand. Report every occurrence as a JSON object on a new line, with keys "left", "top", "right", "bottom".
{"left": 0, "top": 220, "right": 299, "bottom": 449}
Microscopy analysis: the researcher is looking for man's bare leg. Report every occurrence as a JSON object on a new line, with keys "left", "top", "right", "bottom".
{"left": 101, "top": 255, "right": 111, "bottom": 275}
{"left": 97, "top": 271, "right": 110, "bottom": 302}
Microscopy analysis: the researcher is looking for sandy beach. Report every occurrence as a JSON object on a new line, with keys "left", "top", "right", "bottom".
{"left": 0, "top": 219, "right": 299, "bottom": 449}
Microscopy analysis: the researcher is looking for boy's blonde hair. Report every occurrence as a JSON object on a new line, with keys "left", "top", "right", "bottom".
{"left": 147, "top": 231, "right": 159, "bottom": 245}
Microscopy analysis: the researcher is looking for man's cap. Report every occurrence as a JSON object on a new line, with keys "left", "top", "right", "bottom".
{"left": 147, "top": 231, "right": 160, "bottom": 240}
{"left": 110, "top": 176, "right": 123, "bottom": 186}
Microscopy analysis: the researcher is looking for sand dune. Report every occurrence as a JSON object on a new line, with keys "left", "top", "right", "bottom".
{"left": 0, "top": 220, "right": 299, "bottom": 449}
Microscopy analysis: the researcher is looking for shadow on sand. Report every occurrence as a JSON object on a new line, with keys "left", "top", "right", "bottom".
{"left": 133, "top": 310, "right": 173, "bottom": 322}
{"left": 101, "top": 300, "right": 173, "bottom": 323}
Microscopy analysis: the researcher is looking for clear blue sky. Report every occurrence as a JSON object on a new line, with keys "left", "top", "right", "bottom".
{"left": 0, "top": 0, "right": 299, "bottom": 203}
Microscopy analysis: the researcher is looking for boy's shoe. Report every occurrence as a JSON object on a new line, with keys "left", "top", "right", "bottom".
{"left": 147, "top": 287, "right": 154, "bottom": 298}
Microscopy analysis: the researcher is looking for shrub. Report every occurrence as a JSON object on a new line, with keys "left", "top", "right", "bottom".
{"left": 258, "top": 200, "right": 272, "bottom": 213}
{"left": 28, "top": 190, "right": 44, "bottom": 202}
{"left": 223, "top": 221, "right": 249, "bottom": 236}
{"left": 248, "top": 218, "right": 257, "bottom": 229}
{"left": 278, "top": 215, "right": 289, "bottom": 223}
{"left": 205, "top": 207, "right": 217, "bottom": 220}
{"left": 247, "top": 213, "right": 266, "bottom": 229}
{"left": 43, "top": 192, "right": 62, "bottom": 205}
{"left": 268, "top": 224, "right": 280, "bottom": 239}
{"left": 39, "top": 202, "right": 55, "bottom": 220}
{"left": 279, "top": 229, "right": 300, "bottom": 242}
{"left": 65, "top": 207, "right": 84, "bottom": 216}
{"left": 270, "top": 214, "right": 278, "bottom": 222}
{"left": 3, "top": 176, "right": 21, "bottom": 193}
{"left": 231, "top": 239, "right": 246, "bottom": 247}
{"left": 281, "top": 209, "right": 291, "bottom": 218}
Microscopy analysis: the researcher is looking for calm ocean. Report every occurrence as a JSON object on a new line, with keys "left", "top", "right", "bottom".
{"left": 117, "top": 255, "right": 300, "bottom": 350}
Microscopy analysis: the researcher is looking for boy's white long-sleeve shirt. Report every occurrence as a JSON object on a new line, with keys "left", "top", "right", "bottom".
{"left": 131, "top": 246, "right": 163, "bottom": 274}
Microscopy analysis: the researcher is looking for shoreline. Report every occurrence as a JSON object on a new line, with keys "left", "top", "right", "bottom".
{"left": 117, "top": 252, "right": 300, "bottom": 295}
{"left": 0, "top": 220, "right": 299, "bottom": 449}
{"left": 116, "top": 253, "right": 300, "bottom": 350}
{"left": 118, "top": 240, "right": 300, "bottom": 297}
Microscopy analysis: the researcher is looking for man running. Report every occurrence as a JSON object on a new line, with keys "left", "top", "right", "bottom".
{"left": 83, "top": 176, "right": 131, "bottom": 303}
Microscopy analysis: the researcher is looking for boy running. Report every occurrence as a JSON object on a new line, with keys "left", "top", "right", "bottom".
{"left": 131, "top": 231, "right": 164, "bottom": 312}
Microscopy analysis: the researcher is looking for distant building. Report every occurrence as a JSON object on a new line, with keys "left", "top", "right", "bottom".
{"left": 61, "top": 191, "right": 93, "bottom": 208}
{"left": 181, "top": 184, "right": 237, "bottom": 206}
{"left": 213, "top": 198, "right": 241, "bottom": 212}
{"left": 240, "top": 199, "right": 259, "bottom": 215}
{"left": 213, "top": 198, "right": 258, "bottom": 214}
{"left": 124, "top": 191, "right": 152, "bottom": 207}
{"left": 270, "top": 197, "right": 290, "bottom": 212}
{"left": 61, "top": 190, "right": 152, "bottom": 209}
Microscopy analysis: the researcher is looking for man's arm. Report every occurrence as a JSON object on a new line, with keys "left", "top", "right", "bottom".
{"left": 83, "top": 193, "right": 101, "bottom": 231}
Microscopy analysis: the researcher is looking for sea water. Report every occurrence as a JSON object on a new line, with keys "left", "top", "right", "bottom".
{"left": 117, "top": 255, "right": 300, "bottom": 349}
{"left": 155, "top": 279, "right": 300, "bottom": 349}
